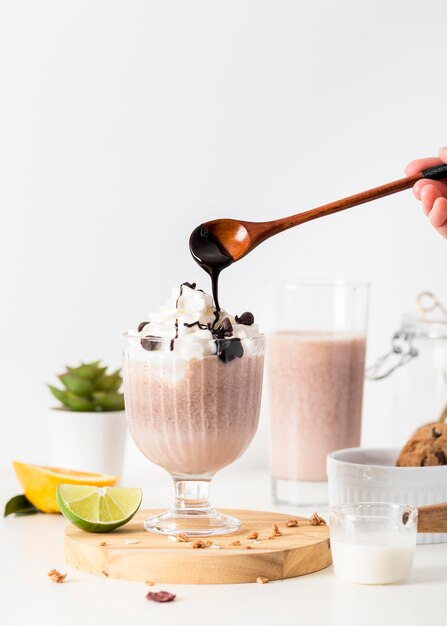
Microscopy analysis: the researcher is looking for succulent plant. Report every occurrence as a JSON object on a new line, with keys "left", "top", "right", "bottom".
{"left": 48, "top": 361, "right": 125, "bottom": 412}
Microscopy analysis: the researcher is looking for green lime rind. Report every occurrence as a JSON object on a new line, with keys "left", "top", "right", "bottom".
{"left": 56, "top": 484, "right": 142, "bottom": 533}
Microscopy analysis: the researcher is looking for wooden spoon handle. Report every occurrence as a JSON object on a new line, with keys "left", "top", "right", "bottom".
{"left": 417, "top": 502, "right": 447, "bottom": 533}
{"left": 264, "top": 162, "right": 447, "bottom": 238}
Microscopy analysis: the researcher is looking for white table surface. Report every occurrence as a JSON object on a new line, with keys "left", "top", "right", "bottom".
{"left": 2, "top": 465, "right": 446, "bottom": 626}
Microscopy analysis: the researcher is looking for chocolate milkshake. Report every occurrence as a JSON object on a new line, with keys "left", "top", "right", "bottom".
{"left": 265, "top": 280, "right": 369, "bottom": 506}
{"left": 268, "top": 331, "right": 366, "bottom": 482}
{"left": 125, "top": 346, "right": 264, "bottom": 477}
{"left": 123, "top": 283, "right": 265, "bottom": 535}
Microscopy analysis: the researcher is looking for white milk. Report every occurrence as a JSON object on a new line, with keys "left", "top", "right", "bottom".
{"left": 331, "top": 536, "right": 415, "bottom": 585}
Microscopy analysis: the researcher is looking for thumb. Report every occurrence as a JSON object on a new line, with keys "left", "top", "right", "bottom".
{"left": 439, "top": 146, "right": 447, "bottom": 163}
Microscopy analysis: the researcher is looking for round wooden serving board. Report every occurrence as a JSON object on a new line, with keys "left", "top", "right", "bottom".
{"left": 64, "top": 509, "right": 331, "bottom": 584}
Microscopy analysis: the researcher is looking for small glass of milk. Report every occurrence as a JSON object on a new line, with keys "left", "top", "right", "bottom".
{"left": 330, "top": 502, "right": 418, "bottom": 584}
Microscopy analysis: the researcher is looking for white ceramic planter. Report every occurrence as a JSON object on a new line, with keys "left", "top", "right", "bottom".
{"left": 47, "top": 409, "right": 127, "bottom": 477}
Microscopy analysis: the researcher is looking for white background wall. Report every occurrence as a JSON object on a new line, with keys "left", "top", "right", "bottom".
{"left": 1, "top": 1, "right": 446, "bottom": 480}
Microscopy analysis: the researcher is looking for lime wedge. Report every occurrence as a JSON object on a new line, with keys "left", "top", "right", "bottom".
{"left": 56, "top": 484, "right": 142, "bottom": 533}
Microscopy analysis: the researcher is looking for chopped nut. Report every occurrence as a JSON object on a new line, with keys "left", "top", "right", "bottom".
{"left": 286, "top": 519, "right": 299, "bottom": 527}
{"left": 145, "top": 581, "right": 155, "bottom": 586}
{"left": 246, "top": 530, "right": 259, "bottom": 540}
{"left": 99, "top": 541, "right": 107, "bottom": 546}
{"left": 47, "top": 569, "right": 67, "bottom": 583}
{"left": 175, "top": 534, "right": 190, "bottom": 543}
{"left": 229, "top": 540, "right": 241, "bottom": 546}
{"left": 192, "top": 540, "right": 210, "bottom": 549}
{"left": 205, "top": 540, "right": 213, "bottom": 548}
{"left": 246, "top": 545, "right": 253, "bottom": 550}
{"left": 256, "top": 576, "right": 270, "bottom": 584}
{"left": 309, "top": 513, "right": 327, "bottom": 526}
{"left": 102, "top": 571, "right": 109, "bottom": 577}
{"left": 267, "top": 535, "right": 276, "bottom": 540}
{"left": 271, "top": 524, "right": 282, "bottom": 536}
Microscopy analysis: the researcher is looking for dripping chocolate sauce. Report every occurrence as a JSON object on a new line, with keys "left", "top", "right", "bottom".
{"left": 187, "top": 227, "right": 249, "bottom": 361}
{"left": 189, "top": 224, "right": 234, "bottom": 313}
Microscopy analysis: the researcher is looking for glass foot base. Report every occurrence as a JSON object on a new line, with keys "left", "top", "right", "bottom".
{"left": 143, "top": 508, "right": 241, "bottom": 537}
{"left": 272, "top": 477, "right": 328, "bottom": 508}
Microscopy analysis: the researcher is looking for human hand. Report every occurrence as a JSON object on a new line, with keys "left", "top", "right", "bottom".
{"left": 406, "top": 147, "right": 447, "bottom": 239}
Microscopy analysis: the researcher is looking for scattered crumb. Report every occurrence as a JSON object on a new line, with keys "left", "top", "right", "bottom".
{"left": 309, "top": 513, "right": 327, "bottom": 526}
{"left": 246, "top": 530, "right": 259, "bottom": 540}
{"left": 146, "top": 591, "right": 176, "bottom": 603}
{"left": 246, "top": 545, "right": 253, "bottom": 550}
{"left": 125, "top": 539, "right": 141, "bottom": 545}
{"left": 286, "top": 519, "right": 299, "bottom": 527}
{"left": 267, "top": 535, "right": 275, "bottom": 540}
{"left": 205, "top": 540, "right": 213, "bottom": 548}
{"left": 99, "top": 541, "right": 107, "bottom": 546}
{"left": 102, "top": 571, "right": 109, "bottom": 577}
{"left": 175, "top": 534, "right": 190, "bottom": 543}
{"left": 229, "top": 540, "right": 241, "bottom": 546}
{"left": 47, "top": 569, "right": 67, "bottom": 583}
{"left": 271, "top": 524, "right": 282, "bottom": 537}
{"left": 145, "top": 581, "right": 155, "bottom": 586}
{"left": 256, "top": 576, "right": 269, "bottom": 584}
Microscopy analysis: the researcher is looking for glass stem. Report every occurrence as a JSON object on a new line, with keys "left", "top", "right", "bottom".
{"left": 173, "top": 478, "right": 213, "bottom": 513}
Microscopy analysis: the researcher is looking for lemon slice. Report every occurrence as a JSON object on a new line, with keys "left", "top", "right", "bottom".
{"left": 12, "top": 461, "right": 118, "bottom": 513}
{"left": 57, "top": 484, "right": 142, "bottom": 532}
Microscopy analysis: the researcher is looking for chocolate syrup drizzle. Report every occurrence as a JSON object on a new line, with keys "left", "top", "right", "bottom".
{"left": 170, "top": 319, "right": 179, "bottom": 351}
{"left": 170, "top": 282, "right": 194, "bottom": 351}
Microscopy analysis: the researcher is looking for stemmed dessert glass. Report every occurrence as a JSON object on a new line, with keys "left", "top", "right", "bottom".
{"left": 122, "top": 334, "right": 265, "bottom": 536}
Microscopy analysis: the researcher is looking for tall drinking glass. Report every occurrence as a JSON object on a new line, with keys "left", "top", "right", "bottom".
{"left": 122, "top": 334, "right": 265, "bottom": 536}
{"left": 265, "top": 281, "right": 369, "bottom": 506}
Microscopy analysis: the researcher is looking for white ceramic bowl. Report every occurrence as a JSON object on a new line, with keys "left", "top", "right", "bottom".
{"left": 327, "top": 447, "right": 447, "bottom": 544}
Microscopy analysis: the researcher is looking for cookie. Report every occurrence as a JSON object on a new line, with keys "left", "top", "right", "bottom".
{"left": 396, "top": 422, "right": 447, "bottom": 467}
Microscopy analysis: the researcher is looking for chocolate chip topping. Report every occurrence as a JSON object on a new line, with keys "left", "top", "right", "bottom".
{"left": 235, "top": 312, "right": 254, "bottom": 326}
{"left": 140, "top": 336, "right": 160, "bottom": 351}
{"left": 137, "top": 321, "right": 149, "bottom": 333}
{"left": 213, "top": 317, "right": 233, "bottom": 339}
{"left": 435, "top": 450, "right": 447, "bottom": 465}
{"left": 215, "top": 338, "right": 244, "bottom": 362}
{"left": 432, "top": 427, "right": 442, "bottom": 439}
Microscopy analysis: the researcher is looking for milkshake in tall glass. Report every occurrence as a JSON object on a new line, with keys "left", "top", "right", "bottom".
{"left": 265, "top": 281, "right": 369, "bottom": 506}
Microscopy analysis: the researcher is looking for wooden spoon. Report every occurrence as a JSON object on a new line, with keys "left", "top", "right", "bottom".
{"left": 417, "top": 502, "right": 447, "bottom": 533}
{"left": 190, "top": 163, "right": 447, "bottom": 264}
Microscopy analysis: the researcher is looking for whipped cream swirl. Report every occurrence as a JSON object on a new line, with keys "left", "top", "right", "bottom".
{"left": 132, "top": 282, "right": 259, "bottom": 360}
